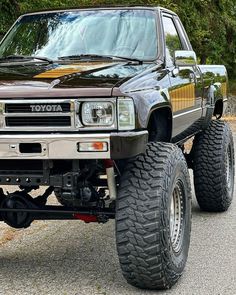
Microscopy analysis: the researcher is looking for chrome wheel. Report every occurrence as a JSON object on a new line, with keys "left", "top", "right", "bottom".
{"left": 170, "top": 180, "right": 185, "bottom": 253}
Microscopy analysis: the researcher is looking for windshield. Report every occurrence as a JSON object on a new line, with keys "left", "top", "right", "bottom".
{"left": 0, "top": 9, "right": 158, "bottom": 61}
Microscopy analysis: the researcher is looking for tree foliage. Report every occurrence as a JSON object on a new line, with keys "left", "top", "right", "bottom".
{"left": 0, "top": 0, "right": 19, "bottom": 36}
{"left": 1, "top": 0, "right": 236, "bottom": 77}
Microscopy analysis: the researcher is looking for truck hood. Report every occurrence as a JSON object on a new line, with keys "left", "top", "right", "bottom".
{"left": 0, "top": 61, "right": 152, "bottom": 98}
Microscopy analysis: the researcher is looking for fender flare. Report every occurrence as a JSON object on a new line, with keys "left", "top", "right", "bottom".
{"left": 203, "top": 83, "right": 224, "bottom": 129}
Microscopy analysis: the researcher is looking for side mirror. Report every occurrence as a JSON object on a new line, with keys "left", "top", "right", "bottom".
{"left": 174, "top": 50, "right": 197, "bottom": 67}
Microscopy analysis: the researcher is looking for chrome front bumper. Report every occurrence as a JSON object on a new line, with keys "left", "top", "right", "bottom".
{"left": 0, "top": 131, "right": 148, "bottom": 160}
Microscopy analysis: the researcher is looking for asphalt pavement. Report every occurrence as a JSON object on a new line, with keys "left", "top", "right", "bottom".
{"left": 0, "top": 135, "right": 235, "bottom": 295}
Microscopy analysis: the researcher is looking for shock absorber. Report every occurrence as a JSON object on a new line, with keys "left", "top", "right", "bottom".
{"left": 104, "top": 159, "right": 117, "bottom": 200}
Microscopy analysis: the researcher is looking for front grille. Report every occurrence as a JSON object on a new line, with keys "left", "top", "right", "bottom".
{"left": 6, "top": 116, "right": 71, "bottom": 127}
{"left": 5, "top": 103, "right": 70, "bottom": 113}
{"left": 3, "top": 100, "right": 73, "bottom": 130}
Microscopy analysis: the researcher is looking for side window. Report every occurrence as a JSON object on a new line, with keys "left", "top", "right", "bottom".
{"left": 162, "top": 16, "right": 183, "bottom": 65}
{"left": 175, "top": 18, "right": 191, "bottom": 50}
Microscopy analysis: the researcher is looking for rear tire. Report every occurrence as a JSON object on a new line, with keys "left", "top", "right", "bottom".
{"left": 192, "top": 120, "right": 235, "bottom": 212}
{"left": 116, "top": 142, "right": 191, "bottom": 290}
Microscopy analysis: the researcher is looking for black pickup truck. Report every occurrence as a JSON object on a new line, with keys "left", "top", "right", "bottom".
{"left": 0, "top": 6, "right": 234, "bottom": 290}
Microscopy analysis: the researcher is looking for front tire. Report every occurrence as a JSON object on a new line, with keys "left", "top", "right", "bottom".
{"left": 192, "top": 120, "right": 235, "bottom": 212}
{"left": 116, "top": 142, "right": 191, "bottom": 290}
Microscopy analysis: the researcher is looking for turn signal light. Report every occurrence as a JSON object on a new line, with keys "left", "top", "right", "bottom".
{"left": 78, "top": 142, "right": 108, "bottom": 152}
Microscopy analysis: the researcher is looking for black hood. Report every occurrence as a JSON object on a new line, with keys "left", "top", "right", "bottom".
{"left": 0, "top": 61, "right": 152, "bottom": 98}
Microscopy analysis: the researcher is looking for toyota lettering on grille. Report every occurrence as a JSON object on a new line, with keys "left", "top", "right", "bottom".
{"left": 30, "top": 105, "right": 63, "bottom": 112}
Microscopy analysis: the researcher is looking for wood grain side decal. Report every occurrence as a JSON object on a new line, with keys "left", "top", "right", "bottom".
{"left": 170, "top": 83, "right": 195, "bottom": 112}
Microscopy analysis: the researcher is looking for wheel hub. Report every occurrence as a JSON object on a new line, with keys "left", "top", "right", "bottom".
{"left": 170, "top": 180, "right": 184, "bottom": 253}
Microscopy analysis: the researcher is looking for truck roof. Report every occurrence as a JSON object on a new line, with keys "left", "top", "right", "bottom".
{"left": 21, "top": 6, "right": 177, "bottom": 17}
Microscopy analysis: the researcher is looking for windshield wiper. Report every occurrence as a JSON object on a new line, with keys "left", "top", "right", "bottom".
{"left": 0, "top": 55, "right": 54, "bottom": 64}
{"left": 58, "top": 54, "right": 114, "bottom": 61}
{"left": 58, "top": 54, "right": 143, "bottom": 64}
{"left": 112, "top": 55, "right": 143, "bottom": 64}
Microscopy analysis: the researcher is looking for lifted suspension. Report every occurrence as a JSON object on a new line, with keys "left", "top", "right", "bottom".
{"left": 0, "top": 187, "right": 115, "bottom": 228}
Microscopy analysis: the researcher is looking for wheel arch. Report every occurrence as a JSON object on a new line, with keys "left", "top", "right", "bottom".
{"left": 209, "top": 83, "right": 225, "bottom": 119}
{"left": 213, "top": 98, "right": 224, "bottom": 118}
{"left": 203, "top": 84, "right": 224, "bottom": 129}
{"left": 147, "top": 106, "right": 173, "bottom": 142}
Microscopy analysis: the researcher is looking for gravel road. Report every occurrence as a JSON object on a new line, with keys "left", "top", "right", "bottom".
{"left": 0, "top": 132, "right": 235, "bottom": 295}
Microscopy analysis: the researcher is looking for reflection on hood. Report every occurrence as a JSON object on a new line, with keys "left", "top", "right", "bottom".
{"left": 0, "top": 61, "right": 153, "bottom": 91}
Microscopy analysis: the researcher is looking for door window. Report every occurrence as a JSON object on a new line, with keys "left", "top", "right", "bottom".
{"left": 162, "top": 16, "right": 183, "bottom": 65}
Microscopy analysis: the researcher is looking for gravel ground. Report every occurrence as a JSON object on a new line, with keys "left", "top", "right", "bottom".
{"left": 0, "top": 128, "right": 235, "bottom": 295}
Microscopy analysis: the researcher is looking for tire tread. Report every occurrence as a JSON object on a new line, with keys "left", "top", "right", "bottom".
{"left": 116, "top": 142, "right": 191, "bottom": 290}
{"left": 193, "top": 120, "right": 234, "bottom": 212}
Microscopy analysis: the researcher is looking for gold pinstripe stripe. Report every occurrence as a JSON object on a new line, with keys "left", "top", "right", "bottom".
{"left": 34, "top": 62, "right": 116, "bottom": 79}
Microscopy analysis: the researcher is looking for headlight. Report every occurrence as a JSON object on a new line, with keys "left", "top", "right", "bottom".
{"left": 81, "top": 102, "right": 114, "bottom": 126}
{"left": 118, "top": 98, "right": 135, "bottom": 130}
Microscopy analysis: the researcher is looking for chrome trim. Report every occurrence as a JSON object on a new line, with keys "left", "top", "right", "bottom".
{"left": 0, "top": 98, "right": 117, "bottom": 131}
{"left": 0, "top": 131, "right": 147, "bottom": 160}
{"left": 111, "top": 130, "right": 148, "bottom": 137}
{"left": 0, "top": 133, "right": 111, "bottom": 159}
{"left": 81, "top": 100, "right": 115, "bottom": 127}
{"left": 173, "top": 107, "right": 202, "bottom": 119}
{"left": 78, "top": 98, "right": 117, "bottom": 130}
{"left": 5, "top": 112, "right": 72, "bottom": 117}
{"left": 170, "top": 180, "right": 184, "bottom": 253}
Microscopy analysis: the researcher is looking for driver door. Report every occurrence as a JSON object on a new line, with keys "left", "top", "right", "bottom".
{"left": 162, "top": 13, "right": 203, "bottom": 137}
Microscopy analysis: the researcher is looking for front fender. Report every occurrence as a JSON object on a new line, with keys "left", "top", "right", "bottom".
{"left": 119, "top": 67, "right": 172, "bottom": 129}
{"left": 130, "top": 88, "right": 172, "bottom": 129}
